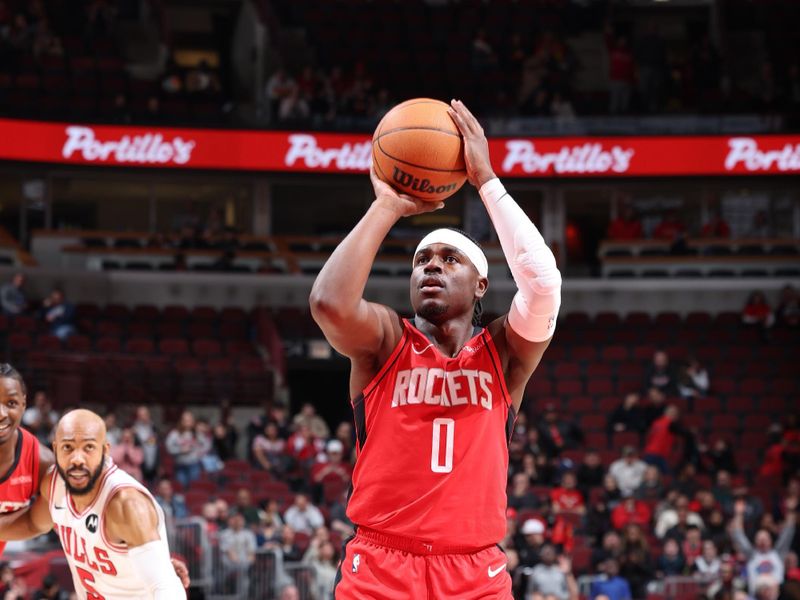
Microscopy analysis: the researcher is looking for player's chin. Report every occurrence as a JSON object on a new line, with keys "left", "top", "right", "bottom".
{"left": 416, "top": 299, "right": 448, "bottom": 320}
{"left": 0, "top": 422, "right": 15, "bottom": 442}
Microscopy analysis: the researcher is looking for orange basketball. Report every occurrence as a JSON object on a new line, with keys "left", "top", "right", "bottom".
{"left": 372, "top": 98, "right": 466, "bottom": 202}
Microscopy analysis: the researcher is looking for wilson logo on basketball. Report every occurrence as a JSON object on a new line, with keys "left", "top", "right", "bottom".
{"left": 284, "top": 134, "right": 372, "bottom": 170}
{"left": 391, "top": 166, "right": 458, "bottom": 195}
{"left": 62, "top": 126, "right": 196, "bottom": 165}
{"left": 502, "top": 140, "right": 635, "bottom": 174}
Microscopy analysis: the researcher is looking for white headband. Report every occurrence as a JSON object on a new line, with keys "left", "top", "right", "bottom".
{"left": 413, "top": 229, "right": 488, "bottom": 278}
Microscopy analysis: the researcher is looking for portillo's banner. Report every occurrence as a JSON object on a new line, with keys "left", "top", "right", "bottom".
{"left": 1, "top": 118, "right": 799, "bottom": 177}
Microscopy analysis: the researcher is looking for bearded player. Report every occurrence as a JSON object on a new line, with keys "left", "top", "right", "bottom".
{"left": 0, "top": 409, "right": 186, "bottom": 599}
{"left": 310, "top": 100, "right": 561, "bottom": 599}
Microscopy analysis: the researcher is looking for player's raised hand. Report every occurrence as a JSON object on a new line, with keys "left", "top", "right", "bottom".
{"left": 370, "top": 166, "right": 443, "bottom": 217}
{"left": 447, "top": 99, "right": 496, "bottom": 189}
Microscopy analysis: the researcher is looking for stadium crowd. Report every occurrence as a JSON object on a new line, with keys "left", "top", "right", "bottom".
{"left": 1, "top": 318, "right": 795, "bottom": 600}
{"left": 2, "top": 1, "right": 799, "bottom": 128}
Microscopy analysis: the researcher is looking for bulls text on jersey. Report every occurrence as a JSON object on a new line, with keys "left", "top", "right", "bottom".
{"left": 56, "top": 524, "right": 118, "bottom": 576}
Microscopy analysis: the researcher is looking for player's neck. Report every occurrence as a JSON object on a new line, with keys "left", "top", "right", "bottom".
{"left": 413, "top": 315, "right": 476, "bottom": 357}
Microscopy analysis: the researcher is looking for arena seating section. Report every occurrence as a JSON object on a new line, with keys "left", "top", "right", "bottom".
{"left": 6, "top": 307, "right": 797, "bottom": 578}
{"left": 5, "top": 303, "right": 284, "bottom": 411}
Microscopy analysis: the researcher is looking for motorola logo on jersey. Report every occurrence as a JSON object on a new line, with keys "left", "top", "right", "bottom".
{"left": 86, "top": 514, "right": 99, "bottom": 533}
{"left": 391, "top": 367, "right": 493, "bottom": 410}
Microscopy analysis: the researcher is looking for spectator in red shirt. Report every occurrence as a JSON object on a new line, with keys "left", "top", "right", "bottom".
{"left": 644, "top": 405, "right": 680, "bottom": 473}
{"left": 612, "top": 497, "right": 653, "bottom": 531}
{"left": 310, "top": 439, "right": 352, "bottom": 487}
{"left": 760, "top": 439, "right": 785, "bottom": 479}
{"left": 701, "top": 211, "right": 731, "bottom": 238}
{"left": 653, "top": 211, "right": 686, "bottom": 240}
{"left": 551, "top": 471, "right": 586, "bottom": 515}
{"left": 742, "top": 291, "right": 775, "bottom": 329}
{"left": 606, "top": 29, "right": 635, "bottom": 114}
{"left": 607, "top": 205, "right": 643, "bottom": 241}
{"left": 286, "top": 423, "right": 323, "bottom": 473}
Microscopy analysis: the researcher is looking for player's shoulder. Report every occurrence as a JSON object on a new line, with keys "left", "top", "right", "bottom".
{"left": 106, "top": 486, "right": 156, "bottom": 521}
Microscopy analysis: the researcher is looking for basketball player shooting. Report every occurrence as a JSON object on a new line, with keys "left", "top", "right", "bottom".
{"left": 0, "top": 409, "right": 187, "bottom": 599}
{"left": 310, "top": 99, "right": 561, "bottom": 599}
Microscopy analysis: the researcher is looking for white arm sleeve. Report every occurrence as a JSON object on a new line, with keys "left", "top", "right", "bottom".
{"left": 128, "top": 540, "right": 185, "bottom": 599}
{"left": 480, "top": 178, "right": 562, "bottom": 342}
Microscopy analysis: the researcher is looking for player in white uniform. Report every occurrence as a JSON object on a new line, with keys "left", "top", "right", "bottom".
{"left": 0, "top": 409, "right": 186, "bottom": 599}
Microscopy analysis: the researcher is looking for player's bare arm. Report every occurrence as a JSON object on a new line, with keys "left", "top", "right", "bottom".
{"left": 0, "top": 469, "right": 54, "bottom": 540}
{"left": 105, "top": 488, "right": 187, "bottom": 596}
{"left": 38, "top": 444, "right": 54, "bottom": 487}
{"left": 311, "top": 168, "right": 443, "bottom": 395}
{"left": 449, "top": 99, "right": 560, "bottom": 411}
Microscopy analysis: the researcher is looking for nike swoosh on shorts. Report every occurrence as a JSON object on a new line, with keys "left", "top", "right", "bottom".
{"left": 488, "top": 564, "right": 507, "bottom": 578}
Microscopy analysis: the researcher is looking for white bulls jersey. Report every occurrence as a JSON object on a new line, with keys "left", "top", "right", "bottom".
{"left": 48, "top": 460, "right": 173, "bottom": 599}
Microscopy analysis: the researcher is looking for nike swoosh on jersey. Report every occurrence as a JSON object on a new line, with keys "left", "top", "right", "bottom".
{"left": 53, "top": 505, "right": 64, "bottom": 509}
{"left": 412, "top": 343, "right": 434, "bottom": 355}
{"left": 488, "top": 564, "right": 506, "bottom": 578}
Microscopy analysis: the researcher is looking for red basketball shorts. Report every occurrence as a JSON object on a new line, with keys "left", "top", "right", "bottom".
{"left": 334, "top": 528, "right": 513, "bottom": 599}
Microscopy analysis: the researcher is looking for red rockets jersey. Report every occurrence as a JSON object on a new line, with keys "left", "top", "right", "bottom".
{"left": 0, "top": 427, "right": 41, "bottom": 555}
{"left": 346, "top": 319, "right": 515, "bottom": 549}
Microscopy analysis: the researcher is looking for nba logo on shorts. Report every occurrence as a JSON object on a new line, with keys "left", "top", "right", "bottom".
{"left": 352, "top": 553, "right": 361, "bottom": 574}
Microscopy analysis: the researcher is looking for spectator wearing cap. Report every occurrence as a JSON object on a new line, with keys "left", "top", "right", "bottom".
{"left": 311, "top": 439, "right": 352, "bottom": 488}
{"left": 589, "top": 558, "right": 632, "bottom": 600}
{"left": 731, "top": 496, "right": 797, "bottom": 595}
{"left": 537, "top": 403, "right": 584, "bottom": 458}
{"left": 517, "top": 518, "right": 546, "bottom": 567}
{"left": 609, "top": 447, "right": 648, "bottom": 498}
